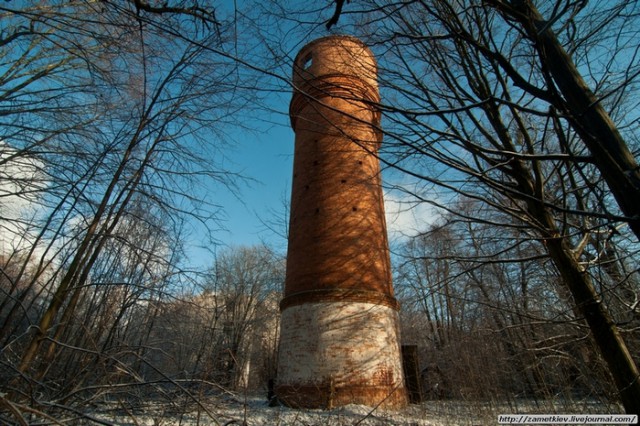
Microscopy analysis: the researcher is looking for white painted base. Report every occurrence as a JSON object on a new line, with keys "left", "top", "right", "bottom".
{"left": 277, "top": 301, "right": 405, "bottom": 391}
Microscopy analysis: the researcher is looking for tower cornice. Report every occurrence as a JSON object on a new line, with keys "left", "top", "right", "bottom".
{"left": 289, "top": 74, "right": 381, "bottom": 132}
{"left": 280, "top": 288, "right": 400, "bottom": 311}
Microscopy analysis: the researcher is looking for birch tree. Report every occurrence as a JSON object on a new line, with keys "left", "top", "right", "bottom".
{"left": 0, "top": 1, "right": 255, "bottom": 416}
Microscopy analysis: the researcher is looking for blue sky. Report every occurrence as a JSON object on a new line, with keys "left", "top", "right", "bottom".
{"left": 203, "top": 95, "right": 437, "bottom": 261}
{"left": 183, "top": 1, "right": 296, "bottom": 260}
{"left": 193, "top": 1, "right": 311, "bottom": 257}
{"left": 216, "top": 103, "right": 293, "bottom": 250}
{"left": 184, "top": 1, "right": 440, "bottom": 266}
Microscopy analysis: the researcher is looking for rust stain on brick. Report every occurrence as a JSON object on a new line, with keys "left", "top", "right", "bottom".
{"left": 275, "top": 383, "right": 407, "bottom": 410}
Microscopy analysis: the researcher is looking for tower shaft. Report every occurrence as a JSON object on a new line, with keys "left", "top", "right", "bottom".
{"left": 276, "top": 36, "right": 407, "bottom": 409}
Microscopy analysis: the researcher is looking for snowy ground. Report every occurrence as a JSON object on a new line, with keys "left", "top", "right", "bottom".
{"left": 88, "top": 394, "right": 617, "bottom": 426}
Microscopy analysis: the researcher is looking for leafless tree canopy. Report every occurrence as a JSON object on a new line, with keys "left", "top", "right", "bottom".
{"left": 0, "top": 1, "right": 278, "bottom": 423}
{"left": 1, "top": 0, "right": 639, "bottom": 423}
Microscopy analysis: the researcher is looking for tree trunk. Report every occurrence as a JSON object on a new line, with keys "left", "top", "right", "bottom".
{"left": 544, "top": 234, "right": 640, "bottom": 415}
{"left": 478, "top": 75, "right": 640, "bottom": 412}
{"left": 521, "top": 176, "right": 640, "bottom": 414}
{"left": 495, "top": 0, "right": 640, "bottom": 240}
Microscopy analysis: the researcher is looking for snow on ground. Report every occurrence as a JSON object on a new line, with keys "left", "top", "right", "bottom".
{"left": 93, "top": 395, "right": 471, "bottom": 425}
{"left": 91, "top": 394, "right": 616, "bottom": 426}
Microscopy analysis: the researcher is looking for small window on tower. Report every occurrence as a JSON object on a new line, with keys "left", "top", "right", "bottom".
{"left": 302, "top": 52, "right": 313, "bottom": 70}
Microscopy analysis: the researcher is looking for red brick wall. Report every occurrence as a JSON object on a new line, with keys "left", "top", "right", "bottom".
{"left": 276, "top": 35, "right": 407, "bottom": 409}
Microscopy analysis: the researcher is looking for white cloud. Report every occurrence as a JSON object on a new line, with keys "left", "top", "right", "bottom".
{"left": 384, "top": 189, "right": 441, "bottom": 241}
{"left": 0, "top": 143, "right": 46, "bottom": 254}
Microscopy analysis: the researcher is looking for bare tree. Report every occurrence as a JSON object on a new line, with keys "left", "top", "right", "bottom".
{"left": 395, "top": 203, "right": 617, "bottom": 403}
{"left": 203, "top": 245, "right": 284, "bottom": 390}
{"left": 483, "top": 0, "right": 640, "bottom": 239}
{"left": 0, "top": 1, "right": 260, "bottom": 420}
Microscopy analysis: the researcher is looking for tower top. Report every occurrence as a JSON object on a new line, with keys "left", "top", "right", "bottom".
{"left": 293, "top": 35, "right": 377, "bottom": 89}
{"left": 290, "top": 35, "right": 380, "bottom": 131}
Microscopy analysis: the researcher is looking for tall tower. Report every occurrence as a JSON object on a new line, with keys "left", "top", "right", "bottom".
{"left": 275, "top": 35, "right": 408, "bottom": 409}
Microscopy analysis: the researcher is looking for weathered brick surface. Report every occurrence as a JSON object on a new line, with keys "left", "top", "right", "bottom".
{"left": 276, "top": 302, "right": 406, "bottom": 409}
{"left": 276, "top": 35, "right": 408, "bottom": 409}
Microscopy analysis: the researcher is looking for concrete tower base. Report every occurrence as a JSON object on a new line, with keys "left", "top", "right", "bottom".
{"left": 276, "top": 298, "right": 407, "bottom": 409}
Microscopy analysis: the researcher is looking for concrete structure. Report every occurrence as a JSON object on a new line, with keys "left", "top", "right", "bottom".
{"left": 275, "top": 35, "right": 408, "bottom": 409}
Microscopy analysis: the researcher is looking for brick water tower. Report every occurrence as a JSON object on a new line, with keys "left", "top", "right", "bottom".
{"left": 275, "top": 35, "right": 408, "bottom": 409}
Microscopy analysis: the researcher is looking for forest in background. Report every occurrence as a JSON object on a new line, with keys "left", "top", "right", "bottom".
{"left": 1, "top": 0, "right": 639, "bottom": 424}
